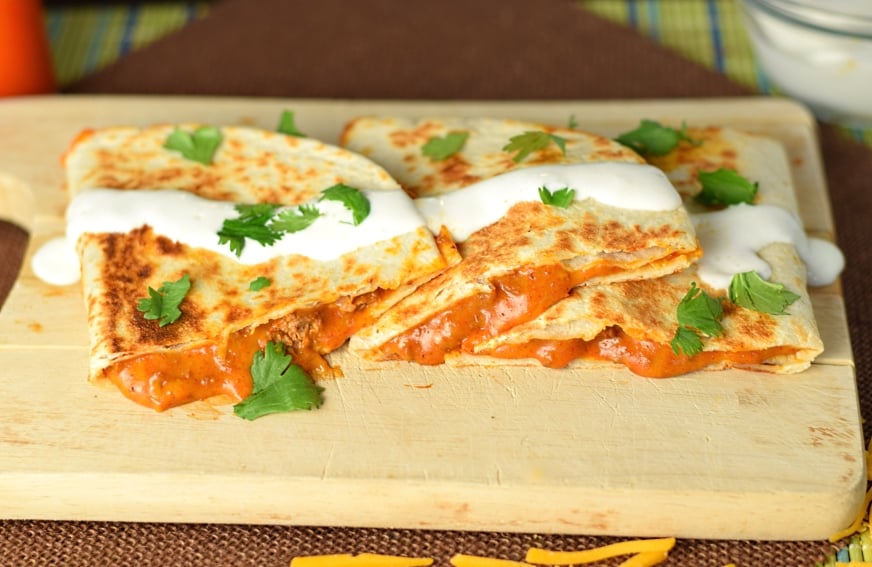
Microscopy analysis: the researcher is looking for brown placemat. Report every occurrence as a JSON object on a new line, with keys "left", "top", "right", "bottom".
{"left": 3, "top": 0, "right": 870, "bottom": 565}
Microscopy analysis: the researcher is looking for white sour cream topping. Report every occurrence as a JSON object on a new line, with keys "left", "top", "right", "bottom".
{"left": 32, "top": 187, "right": 427, "bottom": 286}
{"left": 415, "top": 162, "right": 682, "bottom": 242}
{"left": 692, "top": 203, "right": 845, "bottom": 291}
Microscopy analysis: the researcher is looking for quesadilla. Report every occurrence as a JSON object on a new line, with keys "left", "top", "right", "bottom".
{"left": 63, "top": 123, "right": 455, "bottom": 410}
{"left": 467, "top": 126, "right": 840, "bottom": 376}
{"left": 341, "top": 117, "right": 702, "bottom": 364}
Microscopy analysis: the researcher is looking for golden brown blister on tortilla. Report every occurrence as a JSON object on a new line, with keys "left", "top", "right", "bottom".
{"left": 340, "top": 116, "right": 644, "bottom": 197}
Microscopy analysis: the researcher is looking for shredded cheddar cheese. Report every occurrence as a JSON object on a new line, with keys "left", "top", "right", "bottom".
{"left": 525, "top": 537, "right": 676, "bottom": 565}
{"left": 290, "top": 553, "right": 434, "bottom": 567}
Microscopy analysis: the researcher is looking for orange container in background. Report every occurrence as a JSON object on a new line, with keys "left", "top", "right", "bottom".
{"left": 0, "top": 0, "right": 56, "bottom": 96}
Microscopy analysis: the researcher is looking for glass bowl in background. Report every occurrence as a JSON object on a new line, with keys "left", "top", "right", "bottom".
{"left": 740, "top": 0, "right": 872, "bottom": 128}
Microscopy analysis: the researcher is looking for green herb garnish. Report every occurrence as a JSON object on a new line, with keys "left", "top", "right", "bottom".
{"left": 270, "top": 204, "right": 322, "bottom": 233}
{"left": 319, "top": 184, "right": 370, "bottom": 225}
{"left": 538, "top": 186, "right": 576, "bottom": 208}
{"left": 277, "top": 110, "right": 306, "bottom": 137}
{"left": 696, "top": 168, "right": 759, "bottom": 207}
{"left": 233, "top": 341, "right": 324, "bottom": 420}
{"left": 136, "top": 274, "right": 191, "bottom": 327}
{"left": 729, "top": 271, "right": 800, "bottom": 315}
{"left": 615, "top": 119, "right": 697, "bottom": 156}
{"left": 164, "top": 126, "right": 223, "bottom": 165}
{"left": 568, "top": 114, "right": 579, "bottom": 129}
{"left": 503, "top": 131, "right": 567, "bottom": 163}
{"left": 670, "top": 282, "right": 724, "bottom": 356}
{"left": 217, "top": 203, "right": 282, "bottom": 257}
{"left": 249, "top": 276, "right": 271, "bottom": 292}
{"left": 422, "top": 131, "right": 469, "bottom": 161}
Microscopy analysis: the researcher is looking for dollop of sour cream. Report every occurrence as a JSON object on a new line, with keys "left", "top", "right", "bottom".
{"left": 415, "top": 162, "right": 682, "bottom": 242}
{"left": 692, "top": 203, "right": 845, "bottom": 291}
{"left": 33, "top": 187, "right": 427, "bottom": 286}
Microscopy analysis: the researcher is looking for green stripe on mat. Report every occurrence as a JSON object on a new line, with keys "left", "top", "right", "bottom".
{"left": 583, "top": 0, "right": 757, "bottom": 89}
{"left": 45, "top": 2, "right": 210, "bottom": 87}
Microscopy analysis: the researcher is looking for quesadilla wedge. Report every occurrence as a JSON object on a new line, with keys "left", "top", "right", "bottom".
{"left": 341, "top": 117, "right": 701, "bottom": 364}
{"left": 63, "top": 123, "right": 455, "bottom": 410}
{"left": 467, "top": 126, "right": 841, "bottom": 376}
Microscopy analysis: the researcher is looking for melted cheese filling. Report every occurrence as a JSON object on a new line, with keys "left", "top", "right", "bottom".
{"left": 103, "top": 292, "right": 383, "bottom": 411}
{"left": 480, "top": 326, "right": 798, "bottom": 378}
{"left": 377, "top": 251, "right": 689, "bottom": 365}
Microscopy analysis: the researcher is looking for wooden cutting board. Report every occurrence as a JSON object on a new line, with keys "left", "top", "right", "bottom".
{"left": 0, "top": 96, "right": 862, "bottom": 540}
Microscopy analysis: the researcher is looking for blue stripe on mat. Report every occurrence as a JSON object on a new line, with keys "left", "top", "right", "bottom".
{"left": 119, "top": 5, "right": 139, "bottom": 55}
{"left": 645, "top": 0, "right": 660, "bottom": 41}
{"left": 706, "top": 0, "right": 725, "bottom": 73}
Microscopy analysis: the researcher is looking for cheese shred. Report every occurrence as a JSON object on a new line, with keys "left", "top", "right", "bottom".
{"left": 290, "top": 553, "right": 434, "bottom": 567}
{"left": 525, "top": 537, "right": 676, "bottom": 565}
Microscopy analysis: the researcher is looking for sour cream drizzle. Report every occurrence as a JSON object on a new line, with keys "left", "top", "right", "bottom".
{"left": 32, "top": 188, "right": 426, "bottom": 286}
{"left": 414, "top": 162, "right": 682, "bottom": 242}
{"left": 692, "top": 203, "right": 845, "bottom": 290}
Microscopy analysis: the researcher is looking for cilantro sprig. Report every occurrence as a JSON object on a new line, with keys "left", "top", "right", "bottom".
{"left": 270, "top": 204, "right": 322, "bottom": 233}
{"left": 217, "top": 203, "right": 283, "bottom": 257}
{"left": 320, "top": 184, "right": 370, "bottom": 226}
{"left": 695, "top": 168, "right": 759, "bottom": 207}
{"left": 216, "top": 185, "right": 370, "bottom": 257}
{"left": 233, "top": 341, "right": 324, "bottom": 420}
{"left": 164, "top": 126, "right": 223, "bottom": 165}
{"left": 422, "top": 131, "right": 469, "bottom": 161}
{"left": 136, "top": 274, "right": 191, "bottom": 327}
{"left": 615, "top": 119, "right": 697, "bottom": 157}
{"left": 503, "top": 131, "right": 567, "bottom": 163}
{"left": 277, "top": 110, "right": 306, "bottom": 137}
{"left": 729, "top": 271, "right": 800, "bottom": 315}
{"left": 670, "top": 282, "right": 724, "bottom": 357}
{"left": 538, "top": 186, "right": 576, "bottom": 208}
{"left": 567, "top": 114, "right": 579, "bottom": 129}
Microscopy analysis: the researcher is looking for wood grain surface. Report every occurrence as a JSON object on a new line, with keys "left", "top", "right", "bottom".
{"left": 0, "top": 96, "right": 862, "bottom": 540}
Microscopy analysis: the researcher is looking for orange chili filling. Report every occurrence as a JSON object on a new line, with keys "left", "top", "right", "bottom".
{"left": 381, "top": 264, "right": 580, "bottom": 365}
{"left": 482, "top": 326, "right": 798, "bottom": 378}
{"left": 103, "top": 292, "right": 383, "bottom": 411}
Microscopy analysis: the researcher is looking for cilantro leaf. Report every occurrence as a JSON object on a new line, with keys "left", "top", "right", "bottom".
{"left": 670, "top": 282, "right": 724, "bottom": 357}
{"left": 538, "top": 186, "right": 576, "bottom": 208}
{"left": 614, "top": 119, "right": 697, "bottom": 156}
{"left": 233, "top": 341, "right": 324, "bottom": 420}
{"left": 676, "top": 281, "right": 724, "bottom": 337}
{"left": 249, "top": 276, "right": 271, "bottom": 292}
{"left": 217, "top": 203, "right": 282, "bottom": 257}
{"left": 670, "top": 325, "right": 704, "bottom": 357}
{"left": 422, "top": 131, "right": 469, "bottom": 161}
{"left": 319, "top": 184, "right": 370, "bottom": 225}
{"left": 277, "top": 110, "right": 306, "bottom": 137}
{"left": 270, "top": 204, "right": 322, "bottom": 233}
{"left": 729, "top": 271, "right": 800, "bottom": 315}
{"left": 136, "top": 273, "right": 191, "bottom": 327}
{"left": 164, "top": 126, "right": 223, "bottom": 165}
{"left": 695, "top": 168, "right": 759, "bottom": 207}
{"left": 568, "top": 114, "right": 579, "bottom": 129}
{"left": 503, "top": 131, "right": 567, "bottom": 163}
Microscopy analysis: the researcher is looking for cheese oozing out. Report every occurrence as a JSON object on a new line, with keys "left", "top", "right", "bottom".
{"left": 414, "top": 162, "right": 683, "bottom": 242}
